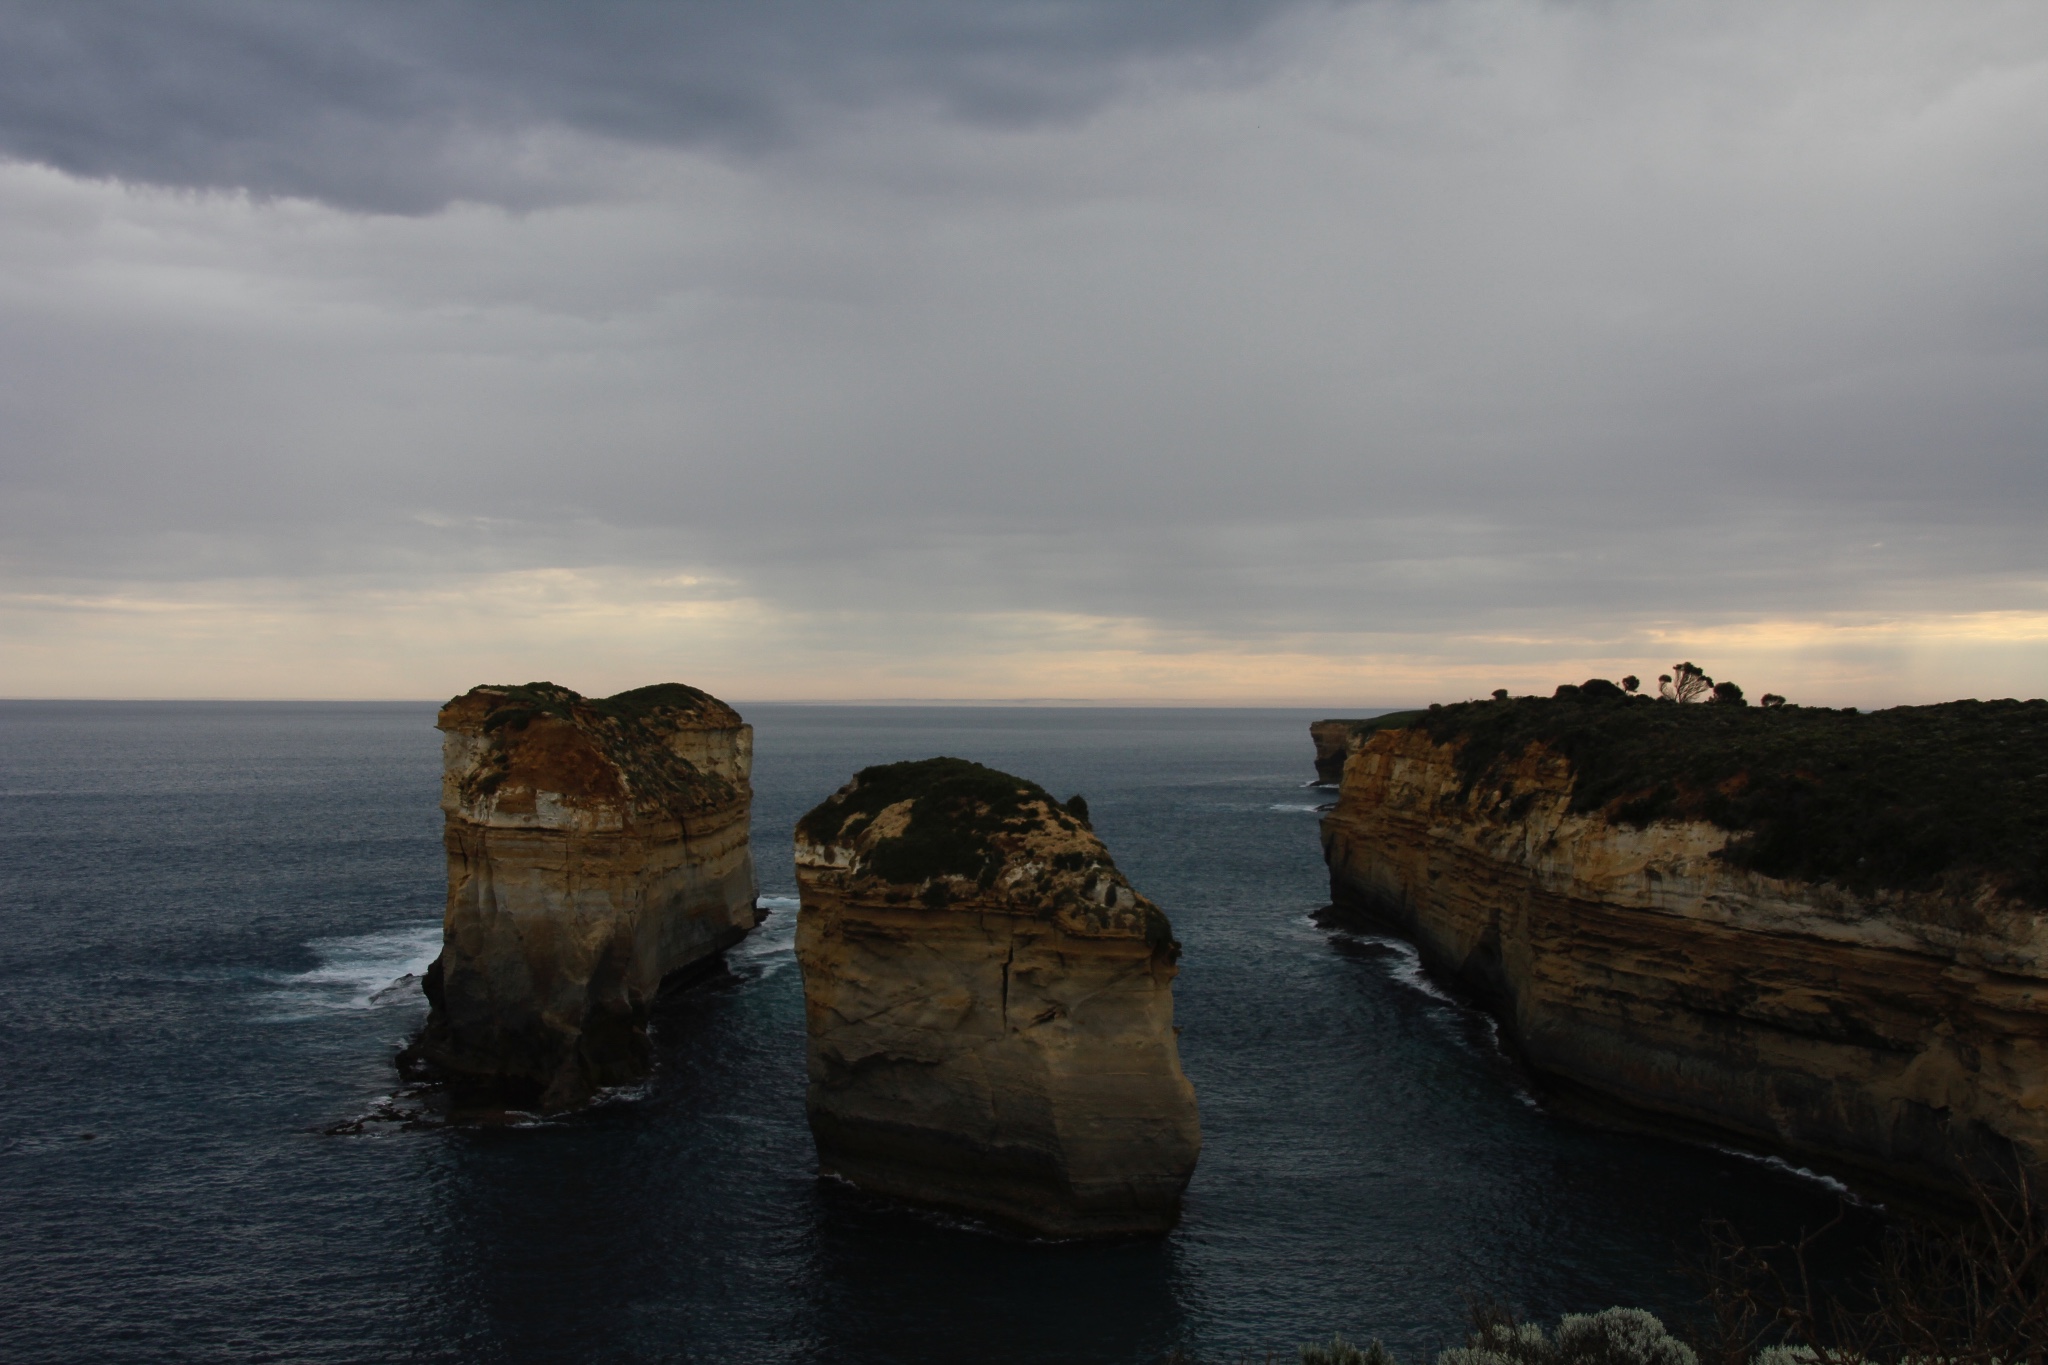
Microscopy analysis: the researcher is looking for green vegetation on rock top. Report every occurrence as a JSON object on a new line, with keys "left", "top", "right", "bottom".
{"left": 1328, "top": 710, "right": 1428, "bottom": 736}
{"left": 797, "top": 756, "right": 1088, "bottom": 886}
{"left": 454, "top": 680, "right": 742, "bottom": 818}
{"left": 1394, "top": 694, "right": 2048, "bottom": 904}
{"left": 474, "top": 680, "right": 729, "bottom": 731}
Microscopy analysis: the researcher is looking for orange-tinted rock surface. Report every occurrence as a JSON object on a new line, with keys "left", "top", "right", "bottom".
{"left": 1310, "top": 714, "right": 1423, "bottom": 785}
{"left": 402, "top": 682, "right": 757, "bottom": 1110}
{"left": 795, "top": 758, "right": 1200, "bottom": 1236}
{"left": 1319, "top": 722, "right": 2048, "bottom": 1196}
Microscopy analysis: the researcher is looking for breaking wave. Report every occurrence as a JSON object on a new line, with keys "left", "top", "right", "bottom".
{"left": 260, "top": 920, "right": 441, "bottom": 1020}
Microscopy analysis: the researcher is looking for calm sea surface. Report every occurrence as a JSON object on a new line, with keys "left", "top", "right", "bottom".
{"left": 0, "top": 702, "right": 1877, "bottom": 1363}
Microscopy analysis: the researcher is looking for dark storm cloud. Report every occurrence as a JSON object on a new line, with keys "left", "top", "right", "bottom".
{"left": 0, "top": 0, "right": 1326, "bottom": 211}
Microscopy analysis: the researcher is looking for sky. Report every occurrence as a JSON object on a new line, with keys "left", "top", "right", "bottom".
{"left": 1, "top": 0, "right": 2044, "bottom": 706}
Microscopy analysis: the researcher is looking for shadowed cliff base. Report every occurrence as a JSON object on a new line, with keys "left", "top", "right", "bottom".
{"left": 795, "top": 756, "right": 1199, "bottom": 1237}
{"left": 1316, "top": 690, "right": 2048, "bottom": 1204}
{"left": 399, "top": 681, "right": 759, "bottom": 1113}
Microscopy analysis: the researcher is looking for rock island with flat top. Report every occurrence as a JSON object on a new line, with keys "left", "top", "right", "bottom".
{"left": 795, "top": 758, "right": 1201, "bottom": 1236}
{"left": 402, "top": 681, "right": 758, "bottom": 1111}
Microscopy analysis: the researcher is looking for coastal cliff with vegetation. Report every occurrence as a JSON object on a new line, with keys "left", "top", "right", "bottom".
{"left": 401, "top": 681, "right": 758, "bottom": 1111}
{"left": 795, "top": 757, "right": 1200, "bottom": 1237}
{"left": 1311, "top": 714, "right": 1422, "bottom": 785}
{"left": 1317, "top": 689, "right": 2048, "bottom": 1196}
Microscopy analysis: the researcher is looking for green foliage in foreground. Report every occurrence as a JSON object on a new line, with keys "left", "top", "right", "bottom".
{"left": 1299, "top": 1334, "right": 1399, "bottom": 1365}
{"left": 1174, "top": 1308, "right": 1700, "bottom": 1365}
{"left": 1241, "top": 1154, "right": 2048, "bottom": 1365}
{"left": 1433, "top": 1308, "right": 1697, "bottom": 1365}
{"left": 1404, "top": 693, "right": 2048, "bottom": 906}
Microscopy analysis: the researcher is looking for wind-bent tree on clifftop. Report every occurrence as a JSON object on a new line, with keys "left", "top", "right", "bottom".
{"left": 1660, "top": 662, "right": 1714, "bottom": 703}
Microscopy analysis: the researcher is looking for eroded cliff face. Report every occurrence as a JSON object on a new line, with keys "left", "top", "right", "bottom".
{"left": 795, "top": 758, "right": 1200, "bottom": 1236}
{"left": 1320, "top": 726, "right": 2048, "bottom": 1196}
{"left": 402, "top": 682, "right": 757, "bottom": 1111}
{"left": 1311, "top": 720, "right": 1358, "bottom": 785}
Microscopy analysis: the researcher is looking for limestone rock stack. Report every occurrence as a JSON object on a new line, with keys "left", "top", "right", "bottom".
{"left": 402, "top": 681, "right": 758, "bottom": 1111}
{"left": 795, "top": 758, "right": 1200, "bottom": 1236}
{"left": 1320, "top": 713, "right": 2048, "bottom": 1197}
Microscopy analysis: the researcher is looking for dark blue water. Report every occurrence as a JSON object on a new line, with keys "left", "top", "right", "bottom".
{"left": 0, "top": 702, "right": 1876, "bottom": 1363}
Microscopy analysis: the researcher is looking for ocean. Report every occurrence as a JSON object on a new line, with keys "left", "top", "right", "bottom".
{"left": 0, "top": 701, "right": 1877, "bottom": 1363}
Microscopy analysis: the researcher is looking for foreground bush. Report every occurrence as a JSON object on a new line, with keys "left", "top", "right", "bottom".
{"left": 1439, "top": 1307, "right": 1697, "bottom": 1365}
{"left": 1692, "top": 1165, "right": 2048, "bottom": 1365}
{"left": 1191, "top": 1163, "right": 2048, "bottom": 1365}
{"left": 1278, "top": 1307, "right": 1696, "bottom": 1365}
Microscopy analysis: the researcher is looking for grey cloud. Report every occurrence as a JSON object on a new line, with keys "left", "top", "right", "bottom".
{"left": 0, "top": 0, "right": 1326, "bottom": 212}
{"left": 1, "top": 0, "right": 2044, "bottom": 696}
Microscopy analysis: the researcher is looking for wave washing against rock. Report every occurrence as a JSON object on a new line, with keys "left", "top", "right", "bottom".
{"left": 1318, "top": 916, "right": 1543, "bottom": 1109}
{"left": 260, "top": 921, "right": 441, "bottom": 1021}
{"left": 727, "top": 895, "right": 801, "bottom": 982}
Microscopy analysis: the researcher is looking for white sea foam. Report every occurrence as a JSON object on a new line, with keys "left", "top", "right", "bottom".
{"left": 1267, "top": 802, "right": 1336, "bottom": 813}
{"left": 1350, "top": 932, "right": 1458, "bottom": 1006}
{"left": 1317, "top": 916, "right": 1546, "bottom": 1106}
{"left": 1337, "top": 921, "right": 1891, "bottom": 1167}
{"left": 260, "top": 920, "right": 442, "bottom": 1019}
{"left": 730, "top": 895, "right": 801, "bottom": 981}
{"left": 1711, "top": 1144, "right": 1874, "bottom": 1204}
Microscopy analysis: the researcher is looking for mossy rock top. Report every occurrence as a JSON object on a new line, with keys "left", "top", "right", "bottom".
{"left": 438, "top": 681, "right": 745, "bottom": 823}
{"left": 1373, "top": 693, "right": 2048, "bottom": 906}
{"left": 796, "top": 757, "right": 1175, "bottom": 951}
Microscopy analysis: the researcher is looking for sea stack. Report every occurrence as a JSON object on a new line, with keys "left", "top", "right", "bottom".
{"left": 795, "top": 758, "right": 1201, "bottom": 1237}
{"left": 402, "top": 681, "right": 758, "bottom": 1111}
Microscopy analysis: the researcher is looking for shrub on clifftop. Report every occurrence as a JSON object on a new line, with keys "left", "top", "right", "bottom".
{"left": 1392, "top": 691, "right": 2048, "bottom": 906}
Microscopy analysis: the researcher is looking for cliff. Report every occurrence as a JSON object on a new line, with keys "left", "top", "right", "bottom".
{"left": 794, "top": 757, "right": 1200, "bottom": 1236}
{"left": 1312, "top": 712, "right": 1424, "bottom": 784}
{"left": 1320, "top": 695, "right": 2048, "bottom": 1197}
{"left": 401, "top": 681, "right": 758, "bottom": 1111}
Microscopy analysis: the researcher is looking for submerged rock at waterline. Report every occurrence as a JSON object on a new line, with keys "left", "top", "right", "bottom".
{"left": 399, "top": 681, "right": 758, "bottom": 1111}
{"left": 795, "top": 758, "right": 1201, "bottom": 1237}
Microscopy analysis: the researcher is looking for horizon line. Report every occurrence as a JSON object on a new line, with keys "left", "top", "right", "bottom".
{"left": 0, "top": 695, "right": 1418, "bottom": 710}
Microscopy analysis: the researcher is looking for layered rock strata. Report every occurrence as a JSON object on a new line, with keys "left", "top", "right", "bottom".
{"left": 402, "top": 681, "right": 758, "bottom": 1110}
{"left": 1320, "top": 721, "right": 2048, "bottom": 1197}
{"left": 795, "top": 758, "right": 1200, "bottom": 1236}
{"left": 1311, "top": 713, "right": 1422, "bottom": 785}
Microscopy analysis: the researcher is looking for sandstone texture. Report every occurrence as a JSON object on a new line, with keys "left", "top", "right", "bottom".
{"left": 1311, "top": 714, "right": 1422, "bottom": 785}
{"left": 1320, "top": 705, "right": 2048, "bottom": 1197}
{"left": 795, "top": 758, "right": 1200, "bottom": 1236}
{"left": 402, "top": 681, "right": 758, "bottom": 1110}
